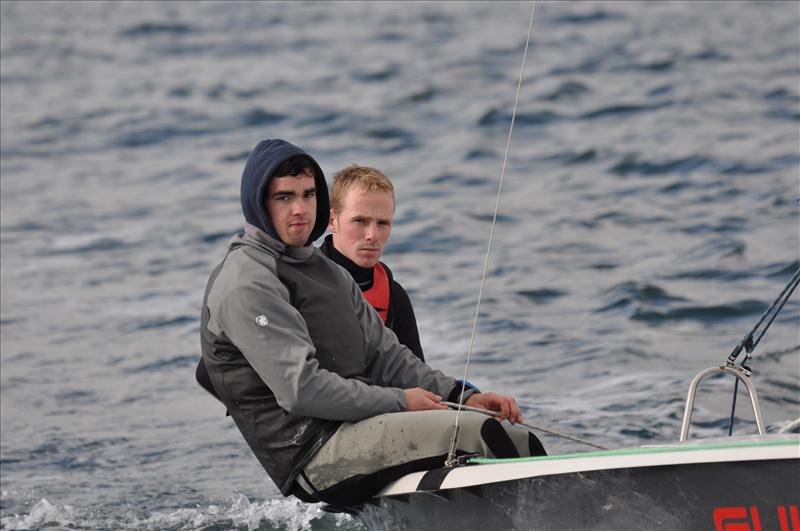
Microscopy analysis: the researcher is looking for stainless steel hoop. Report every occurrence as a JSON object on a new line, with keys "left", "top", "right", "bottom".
{"left": 680, "top": 366, "right": 766, "bottom": 442}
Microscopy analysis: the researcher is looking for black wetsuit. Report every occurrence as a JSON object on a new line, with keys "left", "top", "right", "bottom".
{"left": 320, "top": 234, "right": 424, "bottom": 362}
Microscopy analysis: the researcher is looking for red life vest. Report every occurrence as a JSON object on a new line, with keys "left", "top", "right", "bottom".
{"left": 363, "top": 262, "right": 390, "bottom": 323}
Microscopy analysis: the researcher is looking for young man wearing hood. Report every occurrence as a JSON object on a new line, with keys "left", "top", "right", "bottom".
{"left": 199, "top": 139, "right": 545, "bottom": 506}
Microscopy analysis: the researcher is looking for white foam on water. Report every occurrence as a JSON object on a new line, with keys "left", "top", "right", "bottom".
{"left": 0, "top": 499, "right": 77, "bottom": 530}
{"left": 134, "top": 494, "right": 359, "bottom": 531}
{"left": 0, "top": 495, "right": 361, "bottom": 531}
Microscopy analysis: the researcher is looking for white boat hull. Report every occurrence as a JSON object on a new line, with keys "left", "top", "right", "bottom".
{"left": 350, "top": 436, "right": 800, "bottom": 531}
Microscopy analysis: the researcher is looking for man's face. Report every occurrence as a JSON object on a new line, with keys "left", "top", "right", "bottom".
{"left": 266, "top": 170, "right": 317, "bottom": 247}
{"left": 329, "top": 188, "right": 394, "bottom": 268}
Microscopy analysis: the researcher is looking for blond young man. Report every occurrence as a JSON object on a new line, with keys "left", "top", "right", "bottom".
{"left": 320, "top": 165, "right": 424, "bottom": 361}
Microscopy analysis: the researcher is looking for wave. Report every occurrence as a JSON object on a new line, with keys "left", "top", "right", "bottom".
{"left": 676, "top": 236, "right": 747, "bottom": 263}
{"left": 123, "top": 355, "right": 200, "bottom": 374}
{"left": 610, "top": 154, "right": 709, "bottom": 177}
{"left": 660, "top": 269, "right": 755, "bottom": 282}
{"left": 597, "top": 282, "right": 687, "bottom": 314}
{"left": 630, "top": 299, "right": 766, "bottom": 324}
{"left": 596, "top": 281, "right": 769, "bottom": 324}
{"left": 609, "top": 154, "right": 800, "bottom": 176}
{"left": 122, "top": 315, "right": 198, "bottom": 333}
{"left": 581, "top": 101, "right": 673, "bottom": 120}
{"left": 111, "top": 108, "right": 286, "bottom": 148}
{"left": 516, "top": 288, "right": 567, "bottom": 304}
{"left": 430, "top": 172, "right": 490, "bottom": 187}
{"left": 352, "top": 64, "right": 402, "bottom": 82}
{"left": 120, "top": 23, "right": 196, "bottom": 38}
{"left": 549, "top": 9, "right": 626, "bottom": 25}
{"left": 766, "top": 260, "right": 800, "bottom": 278}
{"left": 41, "top": 237, "right": 137, "bottom": 256}
{"left": 0, "top": 495, "right": 360, "bottom": 531}
{"left": 540, "top": 80, "right": 591, "bottom": 101}
{"left": 478, "top": 108, "right": 562, "bottom": 127}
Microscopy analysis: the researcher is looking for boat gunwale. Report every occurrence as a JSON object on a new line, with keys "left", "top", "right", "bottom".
{"left": 376, "top": 435, "right": 799, "bottom": 497}
{"left": 470, "top": 434, "right": 799, "bottom": 465}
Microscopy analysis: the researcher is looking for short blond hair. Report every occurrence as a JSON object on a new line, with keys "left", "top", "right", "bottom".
{"left": 330, "top": 165, "right": 395, "bottom": 215}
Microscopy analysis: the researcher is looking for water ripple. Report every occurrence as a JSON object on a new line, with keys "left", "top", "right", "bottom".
{"left": 123, "top": 316, "right": 198, "bottom": 333}
{"left": 610, "top": 154, "right": 709, "bottom": 176}
{"left": 120, "top": 23, "right": 196, "bottom": 38}
{"left": 478, "top": 108, "right": 562, "bottom": 127}
{"left": 540, "top": 80, "right": 591, "bottom": 101}
{"left": 581, "top": 101, "right": 673, "bottom": 120}
{"left": 631, "top": 299, "right": 767, "bottom": 324}
{"left": 41, "top": 238, "right": 136, "bottom": 256}
{"left": 550, "top": 9, "right": 626, "bottom": 25}
{"left": 516, "top": 288, "right": 567, "bottom": 305}
{"left": 123, "top": 355, "right": 200, "bottom": 374}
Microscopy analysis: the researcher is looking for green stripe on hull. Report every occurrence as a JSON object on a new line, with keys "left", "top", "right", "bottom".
{"left": 470, "top": 437, "right": 799, "bottom": 465}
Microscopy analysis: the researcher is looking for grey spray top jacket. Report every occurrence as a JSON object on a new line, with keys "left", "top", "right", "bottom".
{"left": 200, "top": 139, "right": 465, "bottom": 497}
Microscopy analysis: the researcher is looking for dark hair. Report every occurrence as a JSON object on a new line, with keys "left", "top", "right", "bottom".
{"left": 271, "top": 155, "right": 314, "bottom": 178}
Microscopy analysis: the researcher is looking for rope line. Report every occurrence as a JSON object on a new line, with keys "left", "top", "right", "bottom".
{"left": 727, "top": 267, "right": 800, "bottom": 368}
{"left": 446, "top": 0, "right": 538, "bottom": 467}
{"left": 442, "top": 401, "right": 609, "bottom": 450}
{"left": 727, "top": 267, "right": 800, "bottom": 436}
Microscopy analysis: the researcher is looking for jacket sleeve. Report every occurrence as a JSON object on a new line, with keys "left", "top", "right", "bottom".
{"left": 207, "top": 261, "right": 406, "bottom": 422}
{"left": 348, "top": 272, "right": 468, "bottom": 401}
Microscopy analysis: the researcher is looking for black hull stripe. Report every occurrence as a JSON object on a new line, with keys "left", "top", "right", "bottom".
{"left": 418, "top": 467, "right": 457, "bottom": 491}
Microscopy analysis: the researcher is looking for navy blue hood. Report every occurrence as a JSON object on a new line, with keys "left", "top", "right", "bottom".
{"left": 240, "top": 139, "right": 329, "bottom": 246}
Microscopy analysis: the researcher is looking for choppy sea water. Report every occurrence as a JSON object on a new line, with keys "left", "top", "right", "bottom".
{"left": 1, "top": 1, "right": 798, "bottom": 529}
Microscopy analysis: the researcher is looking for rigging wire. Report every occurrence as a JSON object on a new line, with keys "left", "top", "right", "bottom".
{"left": 446, "top": 0, "right": 538, "bottom": 467}
{"left": 726, "top": 267, "right": 800, "bottom": 435}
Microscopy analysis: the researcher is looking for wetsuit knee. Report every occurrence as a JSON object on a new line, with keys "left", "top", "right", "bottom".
{"left": 480, "top": 418, "right": 520, "bottom": 458}
{"left": 528, "top": 432, "right": 547, "bottom": 456}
